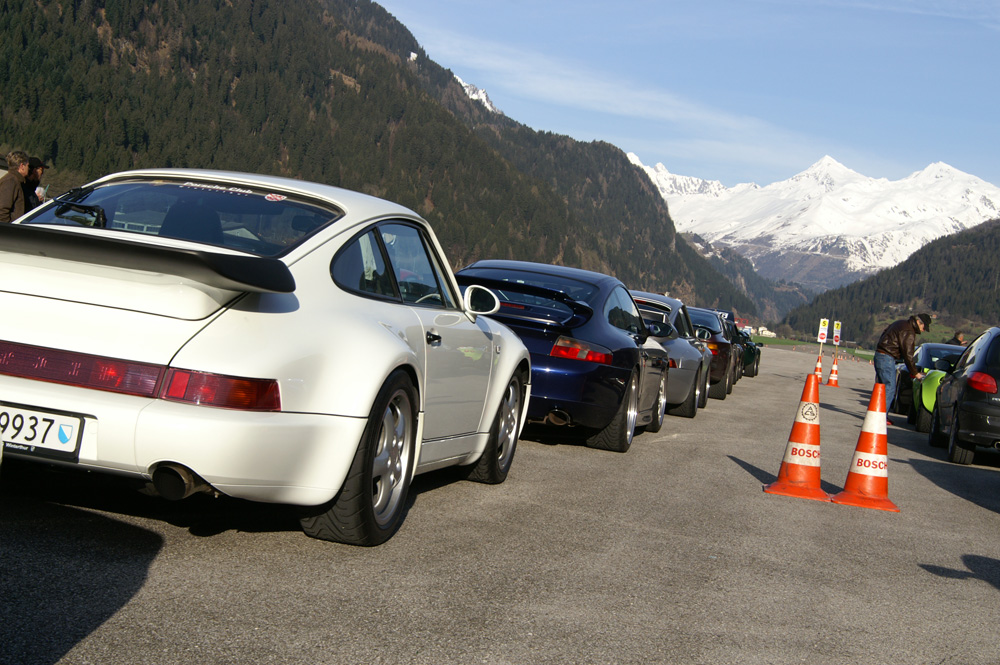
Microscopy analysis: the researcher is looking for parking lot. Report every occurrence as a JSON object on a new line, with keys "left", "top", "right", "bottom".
{"left": 2, "top": 346, "right": 999, "bottom": 665}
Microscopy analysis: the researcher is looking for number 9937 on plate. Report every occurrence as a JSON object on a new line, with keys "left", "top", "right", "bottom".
{"left": 0, "top": 402, "right": 84, "bottom": 462}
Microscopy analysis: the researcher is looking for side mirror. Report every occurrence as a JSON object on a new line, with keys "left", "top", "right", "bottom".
{"left": 695, "top": 327, "right": 711, "bottom": 341}
{"left": 463, "top": 284, "right": 500, "bottom": 315}
{"left": 645, "top": 320, "right": 676, "bottom": 339}
{"left": 933, "top": 358, "right": 954, "bottom": 372}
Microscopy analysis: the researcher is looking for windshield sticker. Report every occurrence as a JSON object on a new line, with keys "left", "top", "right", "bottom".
{"left": 180, "top": 182, "right": 255, "bottom": 196}
{"left": 265, "top": 193, "right": 287, "bottom": 202}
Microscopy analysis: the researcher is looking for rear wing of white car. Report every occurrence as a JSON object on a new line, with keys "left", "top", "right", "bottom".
{"left": 0, "top": 223, "right": 295, "bottom": 294}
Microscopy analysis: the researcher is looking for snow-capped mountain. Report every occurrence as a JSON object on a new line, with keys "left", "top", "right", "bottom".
{"left": 630, "top": 154, "right": 1000, "bottom": 291}
{"left": 454, "top": 75, "right": 502, "bottom": 115}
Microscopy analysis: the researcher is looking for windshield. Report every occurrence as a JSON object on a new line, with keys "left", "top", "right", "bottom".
{"left": 21, "top": 179, "right": 343, "bottom": 257}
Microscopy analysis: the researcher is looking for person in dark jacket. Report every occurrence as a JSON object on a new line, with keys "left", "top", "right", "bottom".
{"left": 945, "top": 330, "right": 966, "bottom": 346}
{"left": 874, "top": 313, "right": 930, "bottom": 422}
{"left": 0, "top": 150, "right": 30, "bottom": 222}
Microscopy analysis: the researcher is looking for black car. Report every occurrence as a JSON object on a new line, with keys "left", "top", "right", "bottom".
{"left": 688, "top": 306, "right": 738, "bottom": 400}
{"left": 457, "top": 260, "right": 668, "bottom": 452}
{"left": 929, "top": 327, "right": 1000, "bottom": 464}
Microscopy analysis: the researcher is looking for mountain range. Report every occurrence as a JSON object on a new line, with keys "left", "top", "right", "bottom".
{"left": 630, "top": 154, "right": 1000, "bottom": 293}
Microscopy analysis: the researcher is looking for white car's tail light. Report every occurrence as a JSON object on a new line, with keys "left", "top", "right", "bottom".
{"left": 0, "top": 340, "right": 280, "bottom": 411}
{"left": 0, "top": 340, "right": 162, "bottom": 397}
{"left": 162, "top": 369, "right": 281, "bottom": 411}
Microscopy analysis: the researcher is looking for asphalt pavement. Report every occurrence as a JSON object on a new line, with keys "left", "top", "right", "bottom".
{"left": 2, "top": 346, "right": 999, "bottom": 665}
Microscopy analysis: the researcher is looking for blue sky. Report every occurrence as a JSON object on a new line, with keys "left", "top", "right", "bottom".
{"left": 376, "top": 0, "right": 999, "bottom": 187}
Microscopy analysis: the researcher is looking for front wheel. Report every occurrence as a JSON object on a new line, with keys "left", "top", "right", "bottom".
{"left": 586, "top": 370, "right": 638, "bottom": 453}
{"left": 466, "top": 373, "right": 523, "bottom": 484}
{"left": 299, "top": 370, "right": 417, "bottom": 546}
{"left": 708, "top": 367, "right": 729, "bottom": 400}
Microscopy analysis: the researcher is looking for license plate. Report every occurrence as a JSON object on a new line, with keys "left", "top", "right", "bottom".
{"left": 0, "top": 403, "right": 84, "bottom": 461}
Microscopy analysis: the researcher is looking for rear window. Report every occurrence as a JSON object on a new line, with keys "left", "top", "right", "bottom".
{"left": 459, "top": 267, "right": 599, "bottom": 317}
{"left": 21, "top": 179, "right": 343, "bottom": 257}
{"left": 688, "top": 308, "right": 723, "bottom": 333}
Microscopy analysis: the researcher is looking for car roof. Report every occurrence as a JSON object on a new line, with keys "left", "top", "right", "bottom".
{"left": 462, "top": 259, "right": 623, "bottom": 288}
{"left": 92, "top": 169, "right": 419, "bottom": 222}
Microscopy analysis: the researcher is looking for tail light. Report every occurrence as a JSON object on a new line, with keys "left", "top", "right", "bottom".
{"left": 705, "top": 342, "right": 720, "bottom": 356}
{"left": 550, "top": 336, "right": 613, "bottom": 365}
{"left": 162, "top": 369, "right": 281, "bottom": 411}
{"left": 0, "top": 341, "right": 162, "bottom": 397}
{"left": 0, "top": 340, "right": 280, "bottom": 411}
{"left": 668, "top": 358, "right": 678, "bottom": 369}
{"left": 968, "top": 371, "right": 998, "bottom": 394}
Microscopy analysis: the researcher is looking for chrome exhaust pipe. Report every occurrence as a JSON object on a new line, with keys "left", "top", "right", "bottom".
{"left": 544, "top": 410, "right": 572, "bottom": 426}
{"left": 152, "top": 463, "right": 211, "bottom": 501}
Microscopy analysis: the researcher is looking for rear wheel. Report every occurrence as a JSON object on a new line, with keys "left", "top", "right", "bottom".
{"left": 586, "top": 370, "right": 638, "bottom": 452}
{"left": 697, "top": 369, "right": 709, "bottom": 409}
{"left": 466, "top": 373, "right": 523, "bottom": 484}
{"left": 666, "top": 369, "right": 698, "bottom": 419}
{"left": 644, "top": 373, "right": 668, "bottom": 432}
{"left": 928, "top": 404, "right": 947, "bottom": 448}
{"left": 708, "top": 367, "right": 729, "bottom": 400}
{"left": 914, "top": 402, "right": 933, "bottom": 433}
{"left": 299, "top": 371, "right": 417, "bottom": 546}
{"left": 946, "top": 412, "right": 976, "bottom": 465}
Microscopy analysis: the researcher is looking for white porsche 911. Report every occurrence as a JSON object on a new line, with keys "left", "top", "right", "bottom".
{"left": 0, "top": 169, "right": 530, "bottom": 545}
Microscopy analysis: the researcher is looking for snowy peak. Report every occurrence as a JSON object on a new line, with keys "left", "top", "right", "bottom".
{"left": 630, "top": 154, "right": 1000, "bottom": 292}
{"left": 454, "top": 75, "right": 502, "bottom": 115}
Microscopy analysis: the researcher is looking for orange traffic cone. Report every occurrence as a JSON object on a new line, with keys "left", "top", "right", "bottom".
{"left": 764, "top": 374, "right": 830, "bottom": 502}
{"left": 826, "top": 356, "right": 840, "bottom": 387}
{"left": 830, "top": 384, "right": 900, "bottom": 512}
{"left": 814, "top": 355, "right": 823, "bottom": 379}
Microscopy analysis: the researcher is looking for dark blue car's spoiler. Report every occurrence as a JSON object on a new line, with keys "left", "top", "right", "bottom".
{"left": 455, "top": 274, "right": 594, "bottom": 321}
{"left": 0, "top": 223, "right": 295, "bottom": 294}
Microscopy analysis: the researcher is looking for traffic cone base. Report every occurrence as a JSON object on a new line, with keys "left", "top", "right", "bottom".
{"left": 831, "top": 383, "right": 900, "bottom": 512}
{"left": 764, "top": 374, "right": 831, "bottom": 502}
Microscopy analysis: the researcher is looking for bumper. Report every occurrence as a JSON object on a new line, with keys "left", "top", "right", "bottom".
{"left": 1, "top": 376, "right": 367, "bottom": 506}
{"left": 527, "top": 355, "right": 630, "bottom": 430}
{"left": 957, "top": 401, "right": 1000, "bottom": 447}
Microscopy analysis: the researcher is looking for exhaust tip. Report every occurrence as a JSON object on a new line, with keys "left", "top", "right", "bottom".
{"left": 152, "top": 463, "right": 210, "bottom": 501}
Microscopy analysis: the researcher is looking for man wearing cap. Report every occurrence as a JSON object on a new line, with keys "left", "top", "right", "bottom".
{"left": 0, "top": 150, "right": 30, "bottom": 222}
{"left": 22, "top": 157, "right": 49, "bottom": 212}
{"left": 874, "top": 313, "right": 931, "bottom": 423}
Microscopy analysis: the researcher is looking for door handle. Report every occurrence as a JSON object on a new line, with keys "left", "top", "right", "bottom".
{"left": 426, "top": 331, "right": 442, "bottom": 345}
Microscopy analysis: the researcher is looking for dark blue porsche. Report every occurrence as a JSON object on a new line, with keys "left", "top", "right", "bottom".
{"left": 456, "top": 260, "right": 667, "bottom": 453}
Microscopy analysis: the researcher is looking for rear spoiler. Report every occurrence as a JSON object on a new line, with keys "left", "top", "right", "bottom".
{"left": 455, "top": 274, "right": 594, "bottom": 319}
{"left": 0, "top": 223, "right": 295, "bottom": 294}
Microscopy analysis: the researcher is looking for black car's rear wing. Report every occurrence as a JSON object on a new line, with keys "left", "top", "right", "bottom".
{"left": 456, "top": 274, "right": 593, "bottom": 326}
{"left": 0, "top": 223, "right": 295, "bottom": 294}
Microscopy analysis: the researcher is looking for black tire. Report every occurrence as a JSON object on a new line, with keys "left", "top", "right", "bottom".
{"left": 666, "top": 369, "right": 698, "bottom": 419}
{"left": 928, "top": 404, "right": 947, "bottom": 448}
{"left": 299, "top": 370, "right": 417, "bottom": 546}
{"left": 914, "top": 403, "right": 933, "bottom": 433}
{"left": 744, "top": 356, "right": 757, "bottom": 378}
{"left": 586, "top": 370, "right": 638, "bottom": 452}
{"left": 708, "top": 367, "right": 729, "bottom": 400}
{"left": 726, "top": 363, "right": 735, "bottom": 393}
{"left": 466, "top": 373, "right": 523, "bottom": 484}
{"left": 946, "top": 411, "right": 976, "bottom": 465}
{"left": 645, "top": 373, "right": 668, "bottom": 432}
{"left": 697, "top": 369, "right": 709, "bottom": 409}
{"left": 907, "top": 402, "right": 917, "bottom": 424}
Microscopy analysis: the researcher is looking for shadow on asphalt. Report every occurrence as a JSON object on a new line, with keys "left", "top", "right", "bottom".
{"left": 726, "top": 454, "right": 843, "bottom": 495}
{"left": 0, "top": 497, "right": 162, "bottom": 665}
{"left": 920, "top": 555, "right": 1000, "bottom": 592}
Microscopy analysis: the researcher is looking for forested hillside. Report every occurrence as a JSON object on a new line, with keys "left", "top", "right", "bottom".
{"left": 0, "top": 0, "right": 755, "bottom": 312}
{"left": 782, "top": 219, "right": 1000, "bottom": 345}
